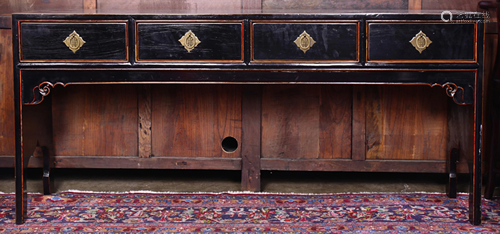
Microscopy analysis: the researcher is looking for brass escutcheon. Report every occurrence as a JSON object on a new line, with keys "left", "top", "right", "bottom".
{"left": 409, "top": 31, "right": 432, "bottom": 54}
{"left": 63, "top": 31, "right": 86, "bottom": 53}
{"left": 179, "top": 30, "right": 201, "bottom": 53}
{"left": 294, "top": 31, "right": 316, "bottom": 53}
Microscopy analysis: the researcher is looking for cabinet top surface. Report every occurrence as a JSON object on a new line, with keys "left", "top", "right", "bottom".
{"left": 10, "top": 9, "right": 483, "bottom": 16}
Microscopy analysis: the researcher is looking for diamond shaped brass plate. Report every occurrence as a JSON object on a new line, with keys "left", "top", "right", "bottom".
{"left": 294, "top": 31, "right": 316, "bottom": 53}
{"left": 179, "top": 30, "right": 201, "bottom": 53}
{"left": 409, "top": 31, "right": 432, "bottom": 54}
{"left": 63, "top": 31, "right": 86, "bottom": 53}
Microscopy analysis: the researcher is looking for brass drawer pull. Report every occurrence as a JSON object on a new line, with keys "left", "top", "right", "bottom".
{"left": 294, "top": 30, "right": 316, "bottom": 53}
{"left": 179, "top": 30, "right": 201, "bottom": 52}
{"left": 409, "top": 30, "right": 432, "bottom": 54}
{"left": 63, "top": 30, "right": 86, "bottom": 53}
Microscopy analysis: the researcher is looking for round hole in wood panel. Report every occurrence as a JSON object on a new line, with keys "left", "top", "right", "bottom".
{"left": 221, "top": 136, "right": 238, "bottom": 153}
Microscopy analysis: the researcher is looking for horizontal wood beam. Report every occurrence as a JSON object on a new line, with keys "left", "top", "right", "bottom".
{"left": 261, "top": 159, "right": 469, "bottom": 173}
{"left": 27, "top": 156, "right": 241, "bottom": 170}
{"left": 0, "top": 155, "right": 14, "bottom": 167}
{"left": 18, "top": 155, "right": 471, "bottom": 174}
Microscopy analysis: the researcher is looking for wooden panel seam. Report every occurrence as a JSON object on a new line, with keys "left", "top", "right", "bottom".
{"left": 241, "top": 85, "right": 262, "bottom": 191}
{"left": 243, "top": 0, "right": 262, "bottom": 10}
{"left": 352, "top": 86, "right": 366, "bottom": 161}
{"left": 409, "top": 0, "right": 422, "bottom": 10}
{"left": 83, "top": 0, "right": 97, "bottom": 11}
{"left": 138, "top": 85, "right": 152, "bottom": 158}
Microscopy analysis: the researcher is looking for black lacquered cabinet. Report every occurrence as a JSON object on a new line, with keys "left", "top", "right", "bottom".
{"left": 20, "top": 21, "right": 128, "bottom": 62}
{"left": 368, "top": 22, "right": 476, "bottom": 62}
{"left": 137, "top": 21, "right": 244, "bottom": 62}
{"left": 12, "top": 11, "right": 484, "bottom": 225}
{"left": 252, "top": 21, "right": 359, "bottom": 62}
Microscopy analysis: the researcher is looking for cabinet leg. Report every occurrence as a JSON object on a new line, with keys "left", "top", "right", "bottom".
{"left": 15, "top": 155, "right": 28, "bottom": 224}
{"left": 447, "top": 148, "right": 459, "bottom": 198}
{"left": 15, "top": 145, "right": 30, "bottom": 224}
{"left": 41, "top": 146, "right": 52, "bottom": 195}
{"left": 241, "top": 85, "right": 262, "bottom": 192}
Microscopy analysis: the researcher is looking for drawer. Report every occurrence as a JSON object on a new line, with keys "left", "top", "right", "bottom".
{"left": 367, "top": 22, "right": 476, "bottom": 62}
{"left": 136, "top": 21, "right": 244, "bottom": 62}
{"left": 20, "top": 21, "right": 128, "bottom": 62}
{"left": 251, "top": 21, "right": 359, "bottom": 62}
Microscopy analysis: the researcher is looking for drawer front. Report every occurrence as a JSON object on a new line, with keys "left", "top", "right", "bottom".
{"left": 368, "top": 22, "right": 476, "bottom": 62}
{"left": 20, "top": 22, "right": 128, "bottom": 62}
{"left": 252, "top": 21, "right": 359, "bottom": 62}
{"left": 136, "top": 21, "right": 243, "bottom": 62}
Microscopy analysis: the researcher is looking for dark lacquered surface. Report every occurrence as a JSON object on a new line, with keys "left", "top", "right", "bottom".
{"left": 21, "top": 69, "right": 475, "bottom": 105}
{"left": 368, "top": 23, "right": 475, "bottom": 61}
{"left": 12, "top": 11, "right": 485, "bottom": 226}
{"left": 137, "top": 22, "right": 243, "bottom": 61}
{"left": 252, "top": 22, "right": 358, "bottom": 61}
{"left": 20, "top": 22, "right": 127, "bottom": 61}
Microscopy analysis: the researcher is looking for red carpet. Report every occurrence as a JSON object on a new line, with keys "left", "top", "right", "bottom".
{"left": 1, "top": 191, "right": 500, "bottom": 233}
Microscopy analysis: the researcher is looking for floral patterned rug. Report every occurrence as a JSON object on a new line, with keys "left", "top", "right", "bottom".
{"left": 1, "top": 191, "right": 500, "bottom": 233}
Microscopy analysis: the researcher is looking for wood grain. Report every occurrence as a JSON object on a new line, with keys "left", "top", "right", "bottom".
{"left": 138, "top": 85, "right": 152, "bottom": 158}
{"left": 241, "top": 85, "right": 262, "bottom": 191}
{"left": 262, "top": 0, "right": 407, "bottom": 10}
{"left": 447, "top": 103, "right": 474, "bottom": 171}
{"left": 320, "top": 85, "right": 352, "bottom": 159}
{"left": 352, "top": 86, "right": 366, "bottom": 161}
{"left": 83, "top": 0, "right": 97, "bottom": 10}
{"left": 366, "top": 86, "right": 448, "bottom": 160}
{"left": 97, "top": 0, "right": 241, "bottom": 11}
{"left": 483, "top": 34, "right": 497, "bottom": 163}
{"left": 151, "top": 85, "right": 242, "bottom": 158}
{"left": 243, "top": 0, "right": 262, "bottom": 10}
{"left": 52, "top": 85, "right": 138, "bottom": 156}
{"left": 0, "top": 29, "right": 14, "bottom": 156}
{"left": 261, "top": 158, "right": 469, "bottom": 173}
{"left": 262, "top": 85, "right": 320, "bottom": 159}
{"left": 421, "top": 0, "right": 483, "bottom": 11}
{"left": 23, "top": 95, "right": 54, "bottom": 160}
{"left": 0, "top": 0, "right": 83, "bottom": 14}
{"left": 261, "top": 85, "right": 351, "bottom": 159}
{"left": 409, "top": 0, "right": 422, "bottom": 10}
{"left": 47, "top": 156, "right": 241, "bottom": 170}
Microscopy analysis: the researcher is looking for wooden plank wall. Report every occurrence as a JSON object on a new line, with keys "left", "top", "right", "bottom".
{"left": 0, "top": 0, "right": 495, "bottom": 173}
{"left": 0, "top": 29, "right": 14, "bottom": 157}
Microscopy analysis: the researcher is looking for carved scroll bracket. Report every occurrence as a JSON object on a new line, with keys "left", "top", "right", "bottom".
{"left": 28, "top": 82, "right": 67, "bottom": 105}
{"left": 431, "top": 82, "right": 468, "bottom": 105}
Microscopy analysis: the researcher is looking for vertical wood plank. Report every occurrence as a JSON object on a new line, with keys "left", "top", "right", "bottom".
{"left": 352, "top": 86, "right": 366, "bottom": 161}
{"left": 319, "top": 85, "right": 352, "bottom": 159}
{"left": 366, "top": 86, "right": 448, "bottom": 160}
{"left": 83, "top": 0, "right": 97, "bottom": 9}
{"left": 241, "top": 85, "right": 262, "bottom": 191}
{"left": 24, "top": 95, "right": 54, "bottom": 167}
{"left": 421, "top": 0, "right": 483, "bottom": 11}
{"left": 52, "top": 85, "right": 138, "bottom": 156}
{"left": 447, "top": 102, "right": 474, "bottom": 167}
{"left": 243, "top": 0, "right": 262, "bottom": 9}
{"left": 152, "top": 85, "right": 241, "bottom": 158}
{"left": 261, "top": 85, "right": 320, "bottom": 159}
{"left": 97, "top": 0, "right": 241, "bottom": 11}
{"left": 0, "top": 29, "right": 14, "bottom": 156}
{"left": 138, "top": 85, "right": 152, "bottom": 158}
{"left": 0, "top": 0, "right": 84, "bottom": 13}
{"left": 408, "top": 0, "right": 422, "bottom": 10}
{"left": 262, "top": 0, "right": 408, "bottom": 10}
